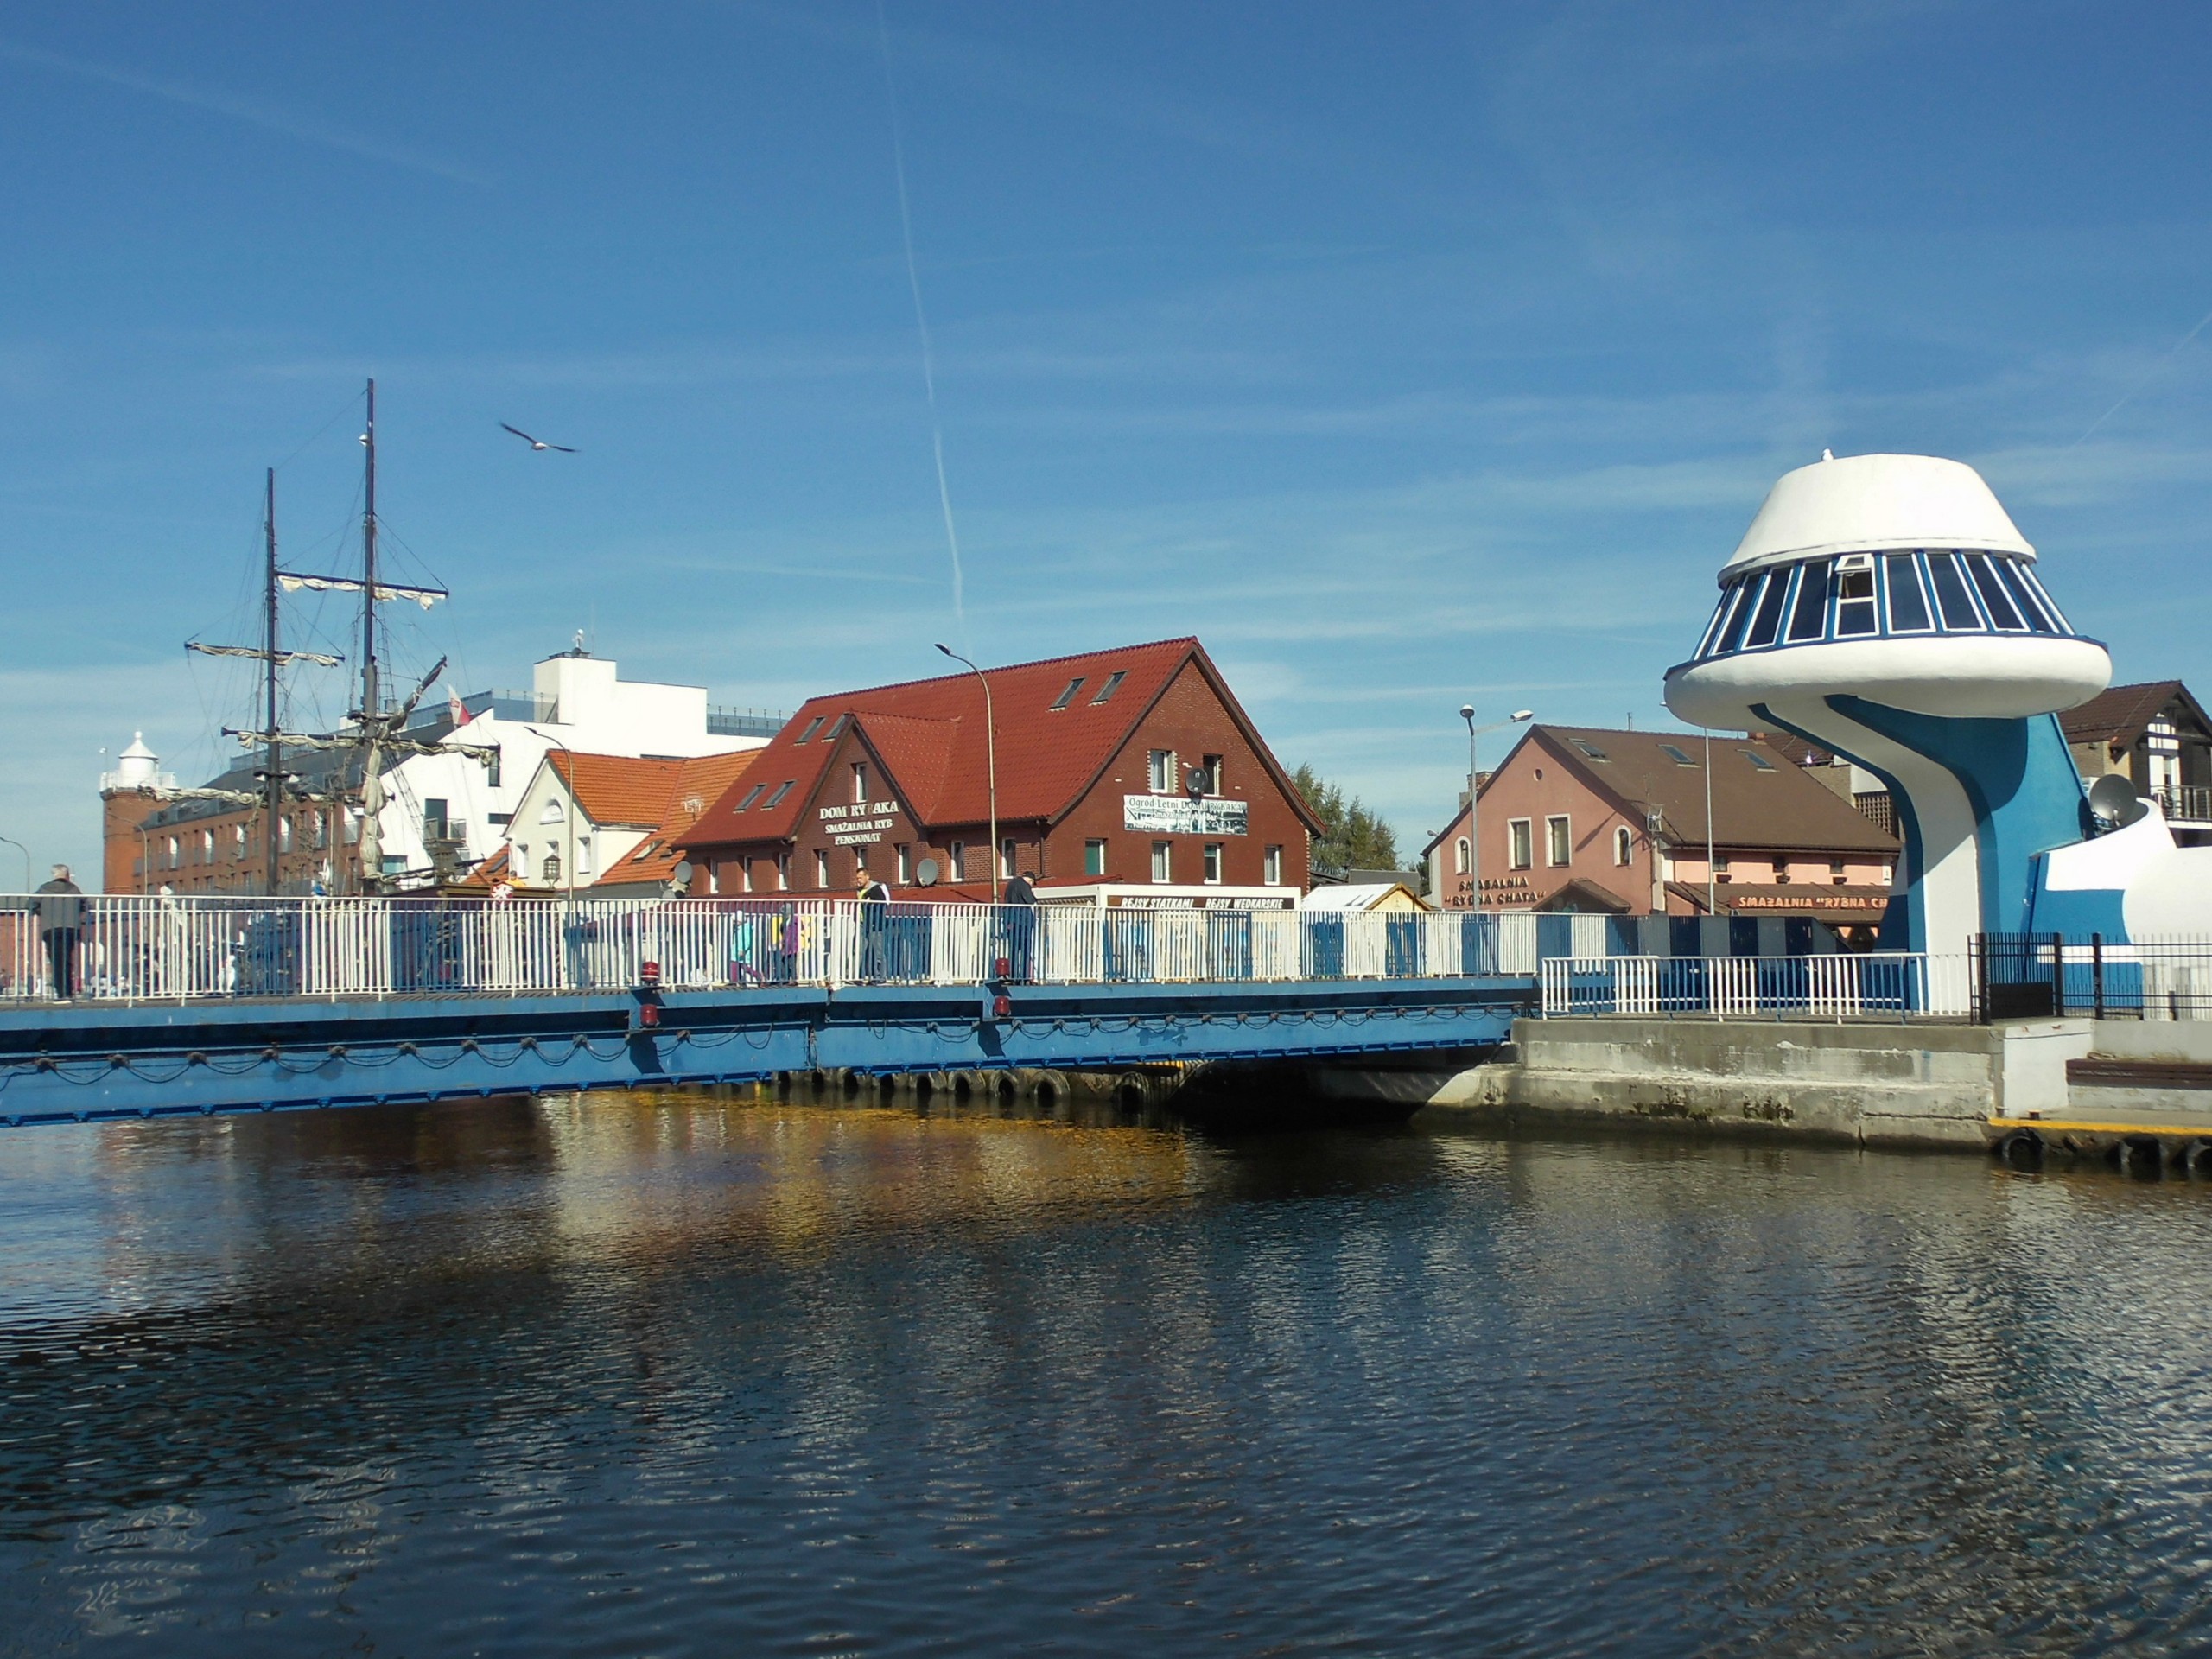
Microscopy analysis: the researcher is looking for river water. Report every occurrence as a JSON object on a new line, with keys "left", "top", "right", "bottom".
{"left": 2, "top": 1095, "right": 2210, "bottom": 1657}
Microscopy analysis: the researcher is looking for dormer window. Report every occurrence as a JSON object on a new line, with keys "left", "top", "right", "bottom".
{"left": 1052, "top": 677, "right": 1085, "bottom": 710}
{"left": 1090, "top": 671, "right": 1127, "bottom": 705}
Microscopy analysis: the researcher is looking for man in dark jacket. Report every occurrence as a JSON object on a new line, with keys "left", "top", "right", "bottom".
{"left": 35, "top": 864, "right": 85, "bottom": 1001}
{"left": 1001, "top": 870, "right": 1039, "bottom": 982}
{"left": 857, "top": 869, "right": 892, "bottom": 982}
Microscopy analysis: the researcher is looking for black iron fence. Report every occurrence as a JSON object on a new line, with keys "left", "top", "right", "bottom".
{"left": 1971, "top": 932, "right": 2212, "bottom": 1021}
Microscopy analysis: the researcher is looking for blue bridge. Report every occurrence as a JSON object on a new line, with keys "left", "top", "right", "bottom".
{"left": 0, "top": 896, "right": 1558, "bottom": 1127}
{"left": 0, "top": 895, "right": 1940, "bottom": 1127}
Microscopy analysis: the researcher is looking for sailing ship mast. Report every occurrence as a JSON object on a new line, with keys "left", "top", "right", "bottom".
{"left": 199, "top": 378, "right": 486, "bottom": 893}
{"left": 185, "top": 468, "right": 343, "bottom": 892}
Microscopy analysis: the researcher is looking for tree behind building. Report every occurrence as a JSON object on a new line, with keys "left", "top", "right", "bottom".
{"left": 1292, "top": 764, "right": 1398, "bottom": 881}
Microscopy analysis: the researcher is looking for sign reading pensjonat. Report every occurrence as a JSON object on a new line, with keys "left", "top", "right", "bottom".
{"left": 1122, "top": 795, "right": 1249, "bottom": 836}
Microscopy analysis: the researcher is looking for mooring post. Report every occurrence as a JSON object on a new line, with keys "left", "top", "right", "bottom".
{"left": 2092, "top": 932, "right": 2106, "bottom": 1021}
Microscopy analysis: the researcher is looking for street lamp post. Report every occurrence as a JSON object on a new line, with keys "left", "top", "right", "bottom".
{"left": 935, "top": 645, "right": 1000, "bottom": 903}
{"left": 1457, "top": 707, "right": 1532, "bottom": 911}
{"left": 0, "top": 836, "right": 29, "bottom": 893}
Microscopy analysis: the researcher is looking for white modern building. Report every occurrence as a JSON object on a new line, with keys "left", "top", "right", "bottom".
{"left": 106, "top": 649, "right": 778, "bottom": 893}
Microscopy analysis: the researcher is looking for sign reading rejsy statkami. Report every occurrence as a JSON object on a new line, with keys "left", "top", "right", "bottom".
{"left": 1122, "top": 795, "right": 1249, "bottom": 836}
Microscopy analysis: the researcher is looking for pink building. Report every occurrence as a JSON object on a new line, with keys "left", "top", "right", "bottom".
{"left": 1423, "top": 725, "right": 1898, "bottom": 944}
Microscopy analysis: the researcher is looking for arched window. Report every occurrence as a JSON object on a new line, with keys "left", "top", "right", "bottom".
{"left": 200, "top": 830, "right": 215, "bottom": 863}
{"left": 1454, "top": 837, "right": 1471, "bottom": 874}
{"left": 542, "top": 849, "right": 562, "bottom": 884}
{"left": 165, "top": 836, "right": 180, "bottom": 868}
{"left": 1615, "top": 826, "right": 1633, "bottom": 866}
{"left": 279, "top": 817, "right": 293, "bottom": 854}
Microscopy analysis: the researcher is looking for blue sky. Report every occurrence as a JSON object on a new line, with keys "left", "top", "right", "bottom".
{"left": 5, "top": 1, "right": 2212, "bottom": 877}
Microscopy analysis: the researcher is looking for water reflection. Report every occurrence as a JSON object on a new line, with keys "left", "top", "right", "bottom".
{"left": 3, "top": 1095, "right": 2211, "bottom": 1656}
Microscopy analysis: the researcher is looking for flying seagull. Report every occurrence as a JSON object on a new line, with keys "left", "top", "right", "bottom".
{"left": 500, "top": 422, "right": 576, "bottom": 453}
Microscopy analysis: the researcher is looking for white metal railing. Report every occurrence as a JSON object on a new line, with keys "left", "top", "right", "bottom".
{"left": 1540, "top": 953, "right": 1968, "bottom": 1019}
{"left": 0, "top": 894, "right": 1539, "bottom": 1005}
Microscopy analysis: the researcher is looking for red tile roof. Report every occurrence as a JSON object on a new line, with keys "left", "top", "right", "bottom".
{"left": 594, "top": 751, "right": 763, "bottom": 888}
{"left": 678, "top": 638, "right": 1322, "bottom": 849}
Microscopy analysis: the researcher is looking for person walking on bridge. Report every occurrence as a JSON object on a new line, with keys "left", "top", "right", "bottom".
{"left": 35, "top": 864, "right": 85, "bottom": 1001}
{"left": 1001, "top": 869, "right": 1039, "bottom": 983}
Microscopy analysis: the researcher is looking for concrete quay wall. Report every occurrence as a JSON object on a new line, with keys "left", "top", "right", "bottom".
{"left": 1333, "top": 1017, "right": 2097, "bottom": 1151}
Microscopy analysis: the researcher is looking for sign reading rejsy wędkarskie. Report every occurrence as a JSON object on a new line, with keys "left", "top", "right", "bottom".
{"left": 1122, "top": 795, "right": 1249, "bottom": 836}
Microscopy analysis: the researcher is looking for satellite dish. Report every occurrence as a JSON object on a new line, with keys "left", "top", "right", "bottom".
{"left": 2088, "top": 773, "right": 2150, "bottom": 830}
{"left": 914, "top": 857, "right": 940, "bottom": 887}
{"left": 671, "top": 860, "right": 694, "bottom": 887}
{"left": 1185, "top": 766, "right": 1209, "bottom": 799}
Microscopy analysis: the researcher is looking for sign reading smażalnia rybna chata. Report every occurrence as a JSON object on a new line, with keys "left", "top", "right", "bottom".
{"left": 1122, "top": 796, "right": 1249, "bottom": 836}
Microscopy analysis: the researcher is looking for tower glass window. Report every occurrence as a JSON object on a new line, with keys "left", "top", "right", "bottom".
{"left": 1927, "top": 552, "right": 1984, "bottom": 630}
{"left": 1965, "top": 555, "right": 2024, "bottom": 630}
{"left": 1885, "top": 553, "right": 1932, "bottom": 632}
{"left": 1744, "top": 569, "right": 1792, "bottom": 648}
{"left": 1786, "top": 561, "right": 1830, "bottom": 641}
{"left": 1714, "top": 573, "right": 1764, "bottom": 655}
{"left": 1834, "top": 556, "right": 1878, "bottom": 635}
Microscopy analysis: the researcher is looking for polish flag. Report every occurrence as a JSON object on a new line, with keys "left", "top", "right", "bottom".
{"left": 448, "top": 690, "right": 473, "bottom": 728}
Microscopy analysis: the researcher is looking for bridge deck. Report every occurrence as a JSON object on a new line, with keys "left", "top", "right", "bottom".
{"left": 0, "top": 976, "right": 1534, "bottom": 1127}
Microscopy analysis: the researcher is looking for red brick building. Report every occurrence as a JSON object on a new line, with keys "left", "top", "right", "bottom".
{"left": 677, "top": 639, "right": 1323, "bottom": 899}
{"left": 1423, "top": 724, "right": 1898, "bottom": 938}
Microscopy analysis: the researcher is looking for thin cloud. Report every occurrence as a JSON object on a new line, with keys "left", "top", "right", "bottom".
{"left": 0, "top": 36, "right": 493, "bottom": 186}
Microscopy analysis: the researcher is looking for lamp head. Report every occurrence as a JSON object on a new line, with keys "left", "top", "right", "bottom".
{"left": 1510, "top": 709, "right": 1533, "bottom": 722}
{"left": 934, "top": 643, "right": 954, "bottom": 658}
{"left": 1459, "top": 704, "right": 1476, "bottom": 721}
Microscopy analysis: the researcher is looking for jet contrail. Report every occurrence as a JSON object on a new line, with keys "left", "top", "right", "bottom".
{"left": 875, "top": 0, "right": 968, "bottom": 647}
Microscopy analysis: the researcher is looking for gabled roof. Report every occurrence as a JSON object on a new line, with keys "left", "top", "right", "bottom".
{"left": 1424, "top": 724, "right": 1898, "bottom": 856}
{"left": 2060, "top": 681, "right": 2210, "bottom": 751}
{"left": 680, "top": 637, "right": 1323, "bottom": 847}
{"left": 544, "top": 753, "right": 689, "bottom": 828}
{"left": 1302, "top": 882, "right": 1427, "bottom": 912}
{"left": 592, "top": 752, "right": 762, "bottom": 887}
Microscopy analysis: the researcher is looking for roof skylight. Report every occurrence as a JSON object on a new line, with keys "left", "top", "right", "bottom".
{"left": 764, "top": 780, "right": 795, "bottom": 807}
{"left": 1660, "top": 743, "right": 1696, "bottom": 766}
{"left": 1052, "top": 677, "right": 1085, "bottom": 710}
{"left": 1570, "top": 739, "right": 1608, "bottom": 760}
{"left": 734, "top": 782, "right": 767, "bottom": 812}
{"left": 1090, "top": 671, "right": 1128, "bottom": 705}
{"left": 795, "top": 715, "right": 826, "bottom": 745}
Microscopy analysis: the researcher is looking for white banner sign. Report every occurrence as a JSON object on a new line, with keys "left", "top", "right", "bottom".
{"left": 1122, "top": 795, "right": 1249, "bottom": 836}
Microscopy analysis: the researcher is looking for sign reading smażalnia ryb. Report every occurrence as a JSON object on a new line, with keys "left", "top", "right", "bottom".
{"left": 1122, "top": 795, "right": 1249, "bottom": 836}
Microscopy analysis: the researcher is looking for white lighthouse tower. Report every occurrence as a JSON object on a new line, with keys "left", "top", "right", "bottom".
{"left": 1664, "top": 453, "right": 2113, "bottom": 957}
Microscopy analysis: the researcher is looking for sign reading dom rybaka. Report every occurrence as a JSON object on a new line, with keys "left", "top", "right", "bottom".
{"left": 819, "top": 800, "right": 901, "bottom": 847}
{"left": 1122, "top": 795, "right": 1249, "bottom": 836}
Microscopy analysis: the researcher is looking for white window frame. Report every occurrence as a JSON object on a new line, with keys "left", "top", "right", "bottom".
{"left": 1151, "top": 840, "right": 1172, "bottom": 883}
{"left": 776, "top": 852, "right": 790, "bottom": 892}
{"left": 1202, "top": 842, "right": 1223, "bottom": 884}
{"left": 1454, "top": 837, "right": 1471, "bottom": 875}
{"left": 950, "top": 840, "right": 966, "bottom": 881}
{"left": 1614, "top": 826, "right": 1632, "bottom": 867}
{"left": 1508, "top": 818, "right": 1532, "bottom": 871}
{"left": 852, "top": 763, "right": 868, "bottom": 804}
{"left": 1546, "top": 815, "right": 1571, "bottom": 868}
{"left": 1147, "top": 749, "right": 1177, "bottom": 793}
{"left": 1085, "top": 838, "right": 1108, "bottom": 877}
{"left": 1001, "top": 837, "right": 1016, "bottom": 880}
{"left": 814, "top": 849, "right": 830, "bottom": 889}
{"left": 897, "top": 843, "right": 912, "bottom": 884}
{"left": 1263, "top": 844, "right": 1282, "bottom": 886}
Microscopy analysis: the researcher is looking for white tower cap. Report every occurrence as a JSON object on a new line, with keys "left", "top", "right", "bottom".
{"left": 111, "top": 731, "right": 159, "bottom": 787}
{"left": 1720, "top": 453, "right": 2033, "bottom": 582}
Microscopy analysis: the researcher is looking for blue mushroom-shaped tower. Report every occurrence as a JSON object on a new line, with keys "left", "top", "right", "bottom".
{"left": 1664, "top": 453, "right": 2117, "bottom": 957}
